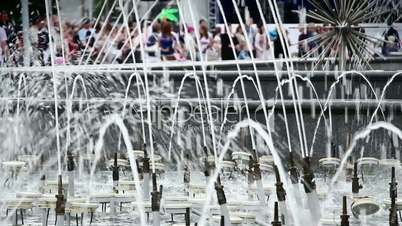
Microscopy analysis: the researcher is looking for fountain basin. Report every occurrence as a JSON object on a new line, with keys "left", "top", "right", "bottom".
{"left": 68, "top": 202, "right": 98, "bottom": 215}
{"left": 117, "top": 180, "right": 137, "bottom": 192}
{"left": 383, "top": 199, "right": 402, "bottom": 210}
{"left": 45, "top": 180, "right": 68, "bottom": 193}
{"left": 189, "top": 184, "right": 206, "bottom": 198}
{"left": 211, "top": 215, "right": 243, "bottom": 225}
{"left": 249, "top": 185, "right": 273, "bottom": 197}
{"left": 357, "top": 157, "right": 379, "bottom": 166}
{"left": 108, "top": 158, "right": 130, "bottom": 168}
{"left": 357, "top": 157, "right": 379, "bottom": 175}
{"left": 351, "top": 197, "right": 380, "bottom": 216}
{"left": 17, "top": 155, "right": 40, "bottom": 168}
{"left": 259, "top": 155, "right": 274, "bottom": 165}
{"left": 232, "top": 152, "right": 252, "bottom": 161}
{"left": 228, "top": 200, "right": 261, "bottom": 212}
{"left": 379, "top": 159, "right": 400, "bottom": 168}
{"left": 2, "top": 161, "right": 26, "bottom": 175}
{"left": 232, "top": 152, "right": 251, "bottom": 170}
{"left": 90, "top": 192, "right": 136, "bottom": 203}
{"left": 165, "top": 195, "right": 189, "bottom": 202}
{"left": 319, "top": 157, "right": 341, "bottom": 169}
{"left": 4, "top": 198, "right": 34, "bottom": 209}
{"left": 16, "top": 192, "right": 42, "bottom": 199}
{"left": 150, "top": 162, "right": 166, "bottom": 173}
{"left": 319, "top": 218, "right": 337, "bottom": 226}
{"left": 128, "top": 150, "right": 144, "bottom": 159}
{"left": 259, "top": 163, "right": 273, "bottom": 173}
{"left": 231, "top": 211, "right": 256, "bottom": 220}
{"left": 220, "top": 160, "right": 235, "bottom": 170}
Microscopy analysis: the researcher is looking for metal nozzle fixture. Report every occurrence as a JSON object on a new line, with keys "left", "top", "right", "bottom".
{"left": 389, "top": 167, "right": 399, "bottom": 226}
{"left": 331, "top": 142, "right": 338, "bottom": 158}
{"left": 302, "top": 157, "right": 316, "bottom": 193}
{"left": 67, "top": 151, "right": 75, "bottom": 172}
{"left": 184, "top": 165, "right": 191, "bottom": 184}
{"left": 340, "top": 196, "right": 350, "bottom": 226}
{"left": 271, "top": 202, "right": 282, "bottom": 226}
{"left": 203, "top": 146, "right": 213, "bottom": 177}
{"left": 151, "top": 173, "right": 163, "bottom": 212}
{"left": 220, "top": 216, "right": 225, "bottom": 226}
{"left": 352, "top": 162, "right": 363, "bottom": 194}
{"left": 289, "top": 152, "right": 299, "bottom": 184}
{"left": 55, "top": 175, "right": 65, "bottom": 215}
{"left": 215, "top": 175, "right": 227, "bottom": 205}
{"left": 143, "top": 149, "right": 150, "bottom": 174}
{"left": 247, "top": 156, "right": 259, "bottom": 183}
{"left": 253, "top": 161, "right": 262, "bottom": 181}
{"left": 273, "top": 165, "right": 286, "bottom": 202}
{"left": 112, "top": 152, "right": 119, "bottom": 182}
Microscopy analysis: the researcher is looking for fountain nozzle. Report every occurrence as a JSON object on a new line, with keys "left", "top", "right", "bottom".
{"left": 340, "top": 196, "right": 349, "bottom": 226}
{"left": 55, "top": 175, "right": 65, "bottom": 215}
{"left": 271, "top": 202, "right": 282, "bottom": 226}
{"left": 67, "top": 151, "right": 75, "bottom": 172}
{"left": 151, "top": 173, "right": 163, "bottom": 212}
{"left": 215, "top": 175, "right": 227, "bottom": 205}
{"left": 289, "top": 152, "right": 299, "bottom": 184}
{"left": 112, "top": 152, "right": 119, "bottom": 182}
{"left": 184, "top": 165, "right": 190, "bottom": 184}
{"left": 143, "top": 149, "right": 150, "bottom": 174}
{"left": 389, "top": 167, "right": 399, "bottom": 226}
{"left": 273, "top": 165, "right": 286, "bottom": 202}
{"left": 203, "top": 146, "right": 213, "bottom": 177}
{"left": 302, "top": 157, "right": 316, "bottom": 193}
{"left": 352, "top": 162, "right": 362, "bottom": 194}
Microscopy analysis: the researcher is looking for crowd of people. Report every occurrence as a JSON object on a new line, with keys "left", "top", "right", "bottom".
{"left": 0, "top": 11, "right": 401, "bottom": 67}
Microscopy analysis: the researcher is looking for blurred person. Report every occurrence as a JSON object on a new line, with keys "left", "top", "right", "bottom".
{"left": 29, "top": 16, "right": 46, "bottom": 50}
{"left": 220, "top": 25, "right": 238, "bottom": 60}
{"left": 199, "top": 18, "right": 208, "bottom": 29}
{"left": 382, "top": 23, "right": 400, "bottom": 56}
{"left": 159, "top": 21, "right": 176, "bottom": 61}
{"left": 145, "top": 22, "right": 161, "bottom": 63}
{"left": 254, "top": 23, "right": 269, "bottom": 60}
{"left": 271, "top": 26, "right": 290, "bottom": 59}
{"left": 199, "top": 25, "right": 211, "bottom": 60}
{"left": 235, "top": 26, "right": 246, "bottom": 53}
{"left": 298, "top": 25, "right": 309, "bottom": 57}
{"left": 184, "top": 26, "right": 197, "bottom": 60}
{"left": 0, "top": 23, "right": 8, "bottom": 65}
{"left": 306, "top": 23, "right": 318, "bottom": 55}
{"left": 78, "top": 18, "right": 93, "bottom": 46}
{"left": 245, "top": 17, "right": 256, "bottom": 55}
{"left": 1, "top": 11, "right": 16, "bottom": 44}
{"left": 206, "top": 27, "right": 222, "bottom": 61}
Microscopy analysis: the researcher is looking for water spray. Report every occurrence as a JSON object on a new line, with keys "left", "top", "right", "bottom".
{"left": 288, "top": 152, "right": 301, "bottom": 207}
{"left": 302, "top": 157, "right": 321, "bottom": 223}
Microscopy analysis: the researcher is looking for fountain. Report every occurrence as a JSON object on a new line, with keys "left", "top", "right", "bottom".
{"left": 0, "top": 0, "right": 402, "bottom": 225}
